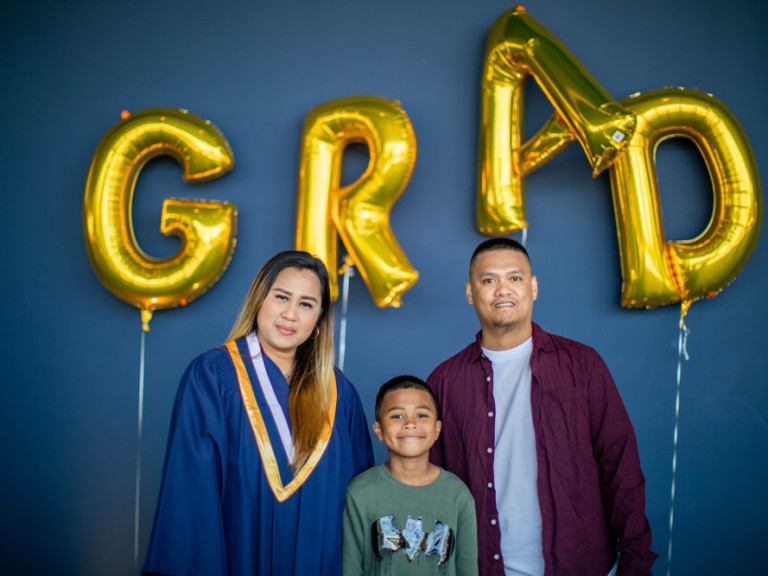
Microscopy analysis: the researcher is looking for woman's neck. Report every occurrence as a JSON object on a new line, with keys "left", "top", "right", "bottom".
{"left": 257, "top": 337, "right": 295, "bottom": 380}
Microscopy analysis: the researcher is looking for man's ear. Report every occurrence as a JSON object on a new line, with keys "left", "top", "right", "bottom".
{"left": 532, "top": 275, "right": 538, "bottom": 301}
{"left": 372, "top": 421, "right": 383, "bottom": 441}
{"left": 466, "top": 281, "right": 473, "bottom": 304}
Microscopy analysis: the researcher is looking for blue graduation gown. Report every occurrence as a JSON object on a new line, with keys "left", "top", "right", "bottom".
{"left": 143, "top": 338, "right": 374, "bottom": 575}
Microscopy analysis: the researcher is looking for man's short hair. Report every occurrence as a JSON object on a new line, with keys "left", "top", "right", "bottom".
{"left": 374, "top": 375, "right": 441, "bottom": 421}
{"left": 469, "top": 237, "right": 531, "bottom": 274}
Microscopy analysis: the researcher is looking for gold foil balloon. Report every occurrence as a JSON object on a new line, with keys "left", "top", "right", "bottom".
{"left": 83, "top": 108, "right": 237, "bottom": 330}
{"left": 296, "top": 96, "right": 418, "bottom": 307}
{"left": 477, "top": 5, "right": 635, "bottom": 234}
{"left": 609, "top": 88, "right": 762, "bottom": 310}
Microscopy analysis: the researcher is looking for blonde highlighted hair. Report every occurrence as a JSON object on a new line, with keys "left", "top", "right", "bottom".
{"left": 228, "top": 251, "right": 335, "bottom": 471}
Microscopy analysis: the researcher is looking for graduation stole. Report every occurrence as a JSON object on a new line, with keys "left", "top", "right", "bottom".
{"left": 225, "top": 335, "right": 337, "bottom": 502}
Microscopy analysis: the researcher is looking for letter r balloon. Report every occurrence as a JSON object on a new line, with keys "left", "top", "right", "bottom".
{"left": 296, "top": 96, "right": 419, "bottom": 308}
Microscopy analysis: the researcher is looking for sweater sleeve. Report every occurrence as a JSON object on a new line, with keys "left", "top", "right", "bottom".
{"left": 455, "top": 485, "right": 479, "bottom": 576}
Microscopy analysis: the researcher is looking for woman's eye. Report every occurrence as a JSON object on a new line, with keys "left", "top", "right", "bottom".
{"left": 300, "top": 301, "right": 313, "bottom": 309}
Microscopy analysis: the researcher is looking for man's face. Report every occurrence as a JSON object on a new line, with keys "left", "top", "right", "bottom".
{"left": 466, "top": 248, "right": 538, "bottom": 336}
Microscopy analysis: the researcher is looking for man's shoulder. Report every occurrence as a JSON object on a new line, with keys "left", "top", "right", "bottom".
{"left": 427, "top": 339, "right": 480, "bottom": 383}
{"left": 534, "top": 323, "right": 600, "bottom": 357}
{"left": 533, "top": 324, "right": 610, "bottom": 383}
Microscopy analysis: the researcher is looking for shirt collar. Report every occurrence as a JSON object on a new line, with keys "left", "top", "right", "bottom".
{"left": 531, "top": 322, "right": 554, "bottom": 353}
{"left": 472, "top": 322, "right": 554, "bottom": 359}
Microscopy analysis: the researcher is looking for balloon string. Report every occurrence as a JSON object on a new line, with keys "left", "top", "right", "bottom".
{"left": 134, "top": 328, "right": 146, "bottom": 568}
{"left": 337, "top": 256, "right": 355, "bottom": 371}
{"left": 667, "top": 315, "right": 690, "bottom": 576}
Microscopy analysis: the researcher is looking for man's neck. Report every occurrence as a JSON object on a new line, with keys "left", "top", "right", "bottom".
{"left": 481, "top": 322, "right": 533, "bottom": 351}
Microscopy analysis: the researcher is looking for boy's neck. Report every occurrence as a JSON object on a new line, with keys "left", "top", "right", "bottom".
{"left": 385, "top": 457, "right": 440, "bottom": 486}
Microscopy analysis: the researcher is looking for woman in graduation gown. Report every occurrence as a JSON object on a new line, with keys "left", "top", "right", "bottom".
{"left": 143, "top": 251, "right": 374, "bottom": 576}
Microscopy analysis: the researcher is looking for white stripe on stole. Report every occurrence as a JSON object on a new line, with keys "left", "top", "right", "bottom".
{"left": 246, "top": 332, "right": 295, "bottom": 463}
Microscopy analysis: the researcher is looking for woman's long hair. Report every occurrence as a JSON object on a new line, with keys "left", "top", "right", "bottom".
{"left": 228, "top": 250, "right": 335, "bottom": 471}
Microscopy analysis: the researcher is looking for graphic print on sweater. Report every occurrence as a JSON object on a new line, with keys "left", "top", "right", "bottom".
{"left": 371, "top": 514, "right": 455, "bottom": 575}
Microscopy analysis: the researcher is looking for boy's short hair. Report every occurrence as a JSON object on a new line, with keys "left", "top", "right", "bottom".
{"left": 375, "top": 375, "right": 441, "bottom": 421}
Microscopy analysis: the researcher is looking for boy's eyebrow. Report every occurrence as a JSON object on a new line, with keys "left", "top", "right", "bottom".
{"left": 385, "top": 404, "right": 434, "bottom": 413}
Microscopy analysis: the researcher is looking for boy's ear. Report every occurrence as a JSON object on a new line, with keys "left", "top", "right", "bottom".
{"left": 435, "top": 419, "right": 442, "bottom": 439}
{"left": 372, "top": 420, "right": 383, "bottom": 441}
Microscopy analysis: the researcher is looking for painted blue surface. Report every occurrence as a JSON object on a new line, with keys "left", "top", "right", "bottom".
{"left": 1, "top": 1, "right": 765, "bottom": 574}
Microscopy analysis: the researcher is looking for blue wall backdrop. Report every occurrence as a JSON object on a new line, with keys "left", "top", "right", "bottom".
{"left": 1, "top": 1, "right": 765, "bottom": 574}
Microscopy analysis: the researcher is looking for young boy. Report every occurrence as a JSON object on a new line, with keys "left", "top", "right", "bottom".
{"left": 342, "top": 375, "right": 478, "bottom": 576}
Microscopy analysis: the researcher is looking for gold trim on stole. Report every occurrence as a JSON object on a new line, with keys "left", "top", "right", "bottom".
{"left": 225, "top": 340, "right": 337, "bottom": 502}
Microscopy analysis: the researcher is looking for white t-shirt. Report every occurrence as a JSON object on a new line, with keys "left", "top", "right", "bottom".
{"left": 484, "top": 338, "right": 544, "bottom": 576}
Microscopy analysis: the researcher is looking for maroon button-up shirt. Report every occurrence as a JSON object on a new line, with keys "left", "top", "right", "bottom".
{"left": 428, "top": 323, "right": 656, "bottom": 576}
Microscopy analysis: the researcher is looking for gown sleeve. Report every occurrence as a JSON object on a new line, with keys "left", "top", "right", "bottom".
{"left": 143, "top": 349, "right": 232, "bottom": 576}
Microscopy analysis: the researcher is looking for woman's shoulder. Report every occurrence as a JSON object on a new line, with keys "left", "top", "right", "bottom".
{"left": 332, "top": 367, "right": 363, "bottom": 401}
{"left": 179, "top": 343, "right": 239, "bottom": 395}
{"left": 333, "top": 366, "right": 350, "bottom": 386}
{"left": 186, "top": 344, "right": 234, "bottom": 372}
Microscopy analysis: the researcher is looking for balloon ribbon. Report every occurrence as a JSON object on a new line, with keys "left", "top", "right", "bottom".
{"left": 337, "top": 256, "right": 355, "bottom": 371}
{"left": 134, "top": 327, "right": 146, "bottom": 568}
{"left": 667, "top": 305, "right": 690, "bottom": 576}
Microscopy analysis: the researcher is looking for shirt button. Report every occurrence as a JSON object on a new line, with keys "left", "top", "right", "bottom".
{"left": 491, "top": 519, "right": 497, "bottom": 525}
{"left": 487, "top": 447, "right": 493, "bottom": 454}
{"left": 494, "top": 554, "right": 500, "bottom": 560}
{"left": 488, "top": 411, "right": 494, "bottom": 417}
{"left": 486, "top": 376, "right": 491, "bottom": 382}
{"left": 487, "top": 482, "right": 493, "bottom": 488}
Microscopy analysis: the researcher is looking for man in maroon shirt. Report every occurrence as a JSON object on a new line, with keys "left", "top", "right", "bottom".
{"left": 427, "top": 238, "right": 656, "bottom": 576}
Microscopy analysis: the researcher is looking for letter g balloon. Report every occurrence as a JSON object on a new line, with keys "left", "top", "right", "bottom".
{"left": 83, "top": 108, "right": 237, "bottom": 330}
